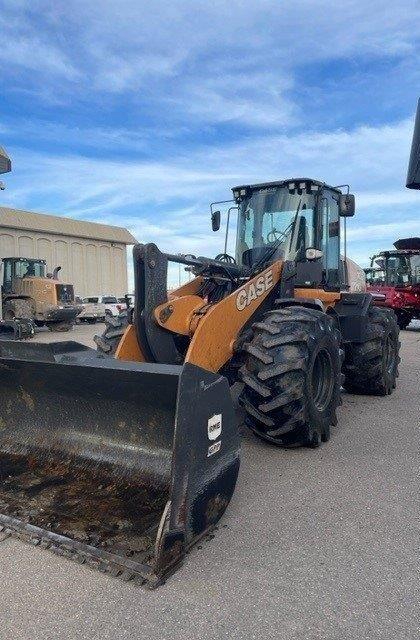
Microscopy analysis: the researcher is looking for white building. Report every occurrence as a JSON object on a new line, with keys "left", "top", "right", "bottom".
{"left": 0, "top": 206, "right": 137, "bottom": 297}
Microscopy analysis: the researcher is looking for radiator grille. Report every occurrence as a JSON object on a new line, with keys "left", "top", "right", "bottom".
{"left": 56, "top": 284, "right": 75, "bottom": 303}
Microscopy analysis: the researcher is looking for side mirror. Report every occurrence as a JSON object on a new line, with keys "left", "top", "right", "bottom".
{"left": 339, "top": 193, "right": 355, "bottom": 217}
{"left": 306, "top": 248, "right": 324, "bottom": 261}
{"left": 211, "top": 210, "right": 221, "bottom": 231}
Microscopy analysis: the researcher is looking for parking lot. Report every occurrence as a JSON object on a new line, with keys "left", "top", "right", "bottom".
{"left": 1, "top": 322, "right": 419, "bottom": 640}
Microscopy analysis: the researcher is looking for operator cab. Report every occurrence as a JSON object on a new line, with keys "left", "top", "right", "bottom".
{"left": 2, "top": 257, "right": 47, "bottom": 293}
{"left": 368, "top": 251, "right": 420, "bottom": 287}
{"left": 231, "top": 178, "right": 354, "bottom": 291}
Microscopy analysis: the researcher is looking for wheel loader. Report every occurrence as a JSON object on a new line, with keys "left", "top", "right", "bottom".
{"left": 1, "top": 257, "right": 81, "bottom": 331}
{"left": 0, "top": 177, "right": 400, "bottom": 587}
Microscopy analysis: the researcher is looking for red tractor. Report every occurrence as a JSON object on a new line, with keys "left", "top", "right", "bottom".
{"left": 366, "top": 238, "right": 420, "bottom": 329}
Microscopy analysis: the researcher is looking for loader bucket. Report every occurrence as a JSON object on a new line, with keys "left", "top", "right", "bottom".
{"left": 0, "top": 340, "right": 240, "bottom": 586}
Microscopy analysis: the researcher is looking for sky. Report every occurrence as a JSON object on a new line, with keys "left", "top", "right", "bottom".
{"left": 0, "top": 0, "right": 419, "bottom": 286}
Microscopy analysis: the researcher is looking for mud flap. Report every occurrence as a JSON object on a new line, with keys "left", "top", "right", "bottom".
{"left": 0, "top": 341, "right": 239, "bottom": 586}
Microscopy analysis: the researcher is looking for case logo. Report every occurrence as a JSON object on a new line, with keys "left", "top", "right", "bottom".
{"left": 235, "top": 270, "right": 274, "bottom": 311}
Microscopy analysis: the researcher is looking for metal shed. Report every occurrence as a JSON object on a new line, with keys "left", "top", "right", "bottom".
{"left": 0, "top": 207, "right": 137, "bottom": 297}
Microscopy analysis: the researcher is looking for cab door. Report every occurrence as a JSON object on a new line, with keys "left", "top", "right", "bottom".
{"left": 2, "top": 258, "right": 14, "bottom": 293}
{"left": 321, "top": 189, "right": 340, "bottom": 289}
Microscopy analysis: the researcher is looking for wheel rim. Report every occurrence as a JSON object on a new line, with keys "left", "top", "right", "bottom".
{"left": 384, "top": 333, "right": 395, "bottom": 375}
{"left": 311, "top": 349, "right": 334, "bottom": 411}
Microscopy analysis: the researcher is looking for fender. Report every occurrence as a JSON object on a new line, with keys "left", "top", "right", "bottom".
{"left": 186, "top": 261, "right": 283, "bottom": 372}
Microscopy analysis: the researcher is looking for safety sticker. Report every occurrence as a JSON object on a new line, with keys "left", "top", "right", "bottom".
{"left": 207, "top": 441, "right": 221, "bottom": 457}
{"left": 207, "top": 413, "right": 222, "bottom": 440}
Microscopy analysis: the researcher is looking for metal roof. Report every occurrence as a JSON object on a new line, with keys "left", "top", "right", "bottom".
{"left": 0, "top": 206, "right": 137, "bottom": 244}
{"left": 0, "top": 147, "right": 11, "bottom": 175}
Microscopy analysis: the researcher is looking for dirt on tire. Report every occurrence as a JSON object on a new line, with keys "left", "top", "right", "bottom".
{"left": 94, "top": 311, "right": 129, "bottom": 356}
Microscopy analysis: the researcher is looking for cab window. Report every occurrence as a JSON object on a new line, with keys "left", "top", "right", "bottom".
{"left": 387, "top": 256, "right": 409, "bottom": 285}
{"left": 367, "top": 269, "right": 386, "bottom": 285}
{"left": 321, "top": 191, "right": 340, "bottom": 287}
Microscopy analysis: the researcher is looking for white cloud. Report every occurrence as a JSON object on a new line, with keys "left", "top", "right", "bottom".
{"left": 0, "top": 15, "right": 80, "bottom": 81}
{"left": 1, "top": 1, "right": 419, "bottom": 126}
{"left": 8, "top": 116, "right": 415, "bottom": 208}
{"left": 2, "top": 116, "right": 417, "bottom": 281}
{"left": 347, "top": 220, "right": 420, "bottom": 242}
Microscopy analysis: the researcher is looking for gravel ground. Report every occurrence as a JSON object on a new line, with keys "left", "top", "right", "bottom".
{"left": 1, "top": 321, "right": 419, "bottom": 640}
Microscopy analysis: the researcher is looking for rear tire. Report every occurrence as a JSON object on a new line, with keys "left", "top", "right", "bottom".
{"left": 238, "top": 306, "right": 342, "bottom": 447}
{"left": 94, "top": 310, "right": 129, "bottom": 355}
{"left": 343, "top": 306, "right": 400, "bottom": 395}
{"left": 3, "top": 299, "right": 33, "bottom": 320}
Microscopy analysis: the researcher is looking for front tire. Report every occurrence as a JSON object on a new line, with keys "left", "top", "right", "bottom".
{"left": 94, "top": 310, "right": 129, "bottom": 355}
{"left": 343, "top": 306, "right": 400, "bottom": 395}
{"left": 239, "top": 306, "right": 342, "bottom": 447}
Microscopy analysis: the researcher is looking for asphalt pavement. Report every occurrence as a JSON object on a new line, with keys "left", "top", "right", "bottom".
{"left": 1, "top": 322, "right": 419, "bottom": 640}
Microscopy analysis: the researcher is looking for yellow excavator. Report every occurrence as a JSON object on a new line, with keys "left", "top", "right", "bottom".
{"left": 0, "top": 177, "right": 400, "bottom": 586}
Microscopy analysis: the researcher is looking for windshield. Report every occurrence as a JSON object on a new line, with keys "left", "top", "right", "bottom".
{"left": 235, "top": 187, "right": 315, "bottom": 267}
{"left": 15, "top": 259, "right": 46, "bottom": 278}
{"left": 366, "top": 266, "right": 386, "bottom": 285}
{"left": 387, "top": 254, "right": 420, "bottom": 286}
{"left": 410, "top": 255, "right": 420, "bottom": 284}
{"left": 84, "top": 297, "right": 99, "bottom": 303}
{"left": 102, "top": 296, "right": 117, "bottom": 304}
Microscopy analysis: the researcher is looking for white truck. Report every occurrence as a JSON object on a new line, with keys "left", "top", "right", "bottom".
{"left": 77, "top": 295, "right": 123, "bottom": 323}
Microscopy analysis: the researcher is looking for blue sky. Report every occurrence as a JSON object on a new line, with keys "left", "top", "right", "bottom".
{"left": 0, "top": 0, "right": 419, "bottom": 285}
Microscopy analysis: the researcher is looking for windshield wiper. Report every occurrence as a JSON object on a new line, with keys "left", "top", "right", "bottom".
{"left": 253, "top": 198, "right": 302, "bottom": 271}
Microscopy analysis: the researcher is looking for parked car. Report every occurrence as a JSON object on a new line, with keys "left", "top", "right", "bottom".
{"left": 77, "top": 297, "right": 106, "bottom": 324}
{"left": 98, "top": 295, "right": 122, "bottom": 316}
